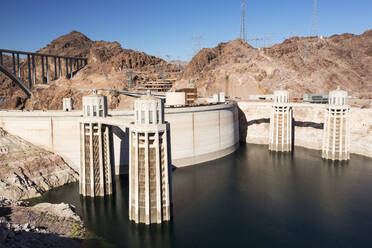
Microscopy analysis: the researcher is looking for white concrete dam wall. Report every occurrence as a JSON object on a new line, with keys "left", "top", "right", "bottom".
{"left": 0, "top": 103, "right": 239, "bottom": 174}
{"left": 238, "top": 102, "right": 372, "bottom": 158}
{"left": 166, "top": 103, "right": 239, "bottom": 167}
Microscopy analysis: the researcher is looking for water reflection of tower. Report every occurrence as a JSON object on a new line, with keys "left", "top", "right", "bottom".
{"left": 129, "top": 92, "right": 172, "bottom": 224}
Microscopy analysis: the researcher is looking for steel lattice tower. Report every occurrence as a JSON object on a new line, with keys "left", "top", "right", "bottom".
{"left": 310, "top": 0, "right": 318, "bottom": 37}
{"left": 240, "top": 0, "right": 247, "bottom": 42}
{"left": 192, "top": 34, "right": 202, "bottom": 55}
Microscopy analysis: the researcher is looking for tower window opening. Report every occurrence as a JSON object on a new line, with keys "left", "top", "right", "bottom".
{"left": 93, "top": 106, "right": 97, "bottom": 117}
{"left": 149, "top": 110, "right": 153, "bottom": 124}
{"left": 141, "top": 111, "right": 145, "bottom": 124}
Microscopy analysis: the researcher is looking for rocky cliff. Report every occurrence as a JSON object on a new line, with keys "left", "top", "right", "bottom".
{"left": 0, "top": 31, "right": 181, "bottom": 110}
{"left": 1, "top": 30, "right": 371, "bottom": 110}
{"left": 0, "top": 197, "right": 87, "bottom": 248}
{"left": 0, "top": 128, "right": 79, "bottom": 200}
{"left": 176, "top": 30, "right": 372, "bottom": 99}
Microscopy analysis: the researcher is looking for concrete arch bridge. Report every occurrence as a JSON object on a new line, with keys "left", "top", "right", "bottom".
{"left": 0, "top": 48, "right": 87, "bottom": 97}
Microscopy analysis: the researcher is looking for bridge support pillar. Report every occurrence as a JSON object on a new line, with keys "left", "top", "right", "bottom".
{"left": 41, "top": 56, "right": 45, "bottom": 83}
{"left": 80, "top": 91, "right": 114, "bottom": 197}
{"left": 54, "top": 57, "right": 57, "bottom": 80}
{"left": 27, "top": 55, "right": 31, "bottom": 88}
{"left": 45, "top": 56, "right": 50, "bottom": 84}
{"left": 269, "top": 88, "right": 292, "bottom": 152}
{"left": 69, "top": 58, "right": 73, "bottom": 79}
{"left": 32, "top": 55, "right": 36, "bottom": 85}
{"left": 322, "top": 87, "right": 350, "bottom": 161}
{"left": 58, "top": 57, "right": 61, "bottom": 78}
{"left": 65, "top": 58, "right": 68, "bottom": 78}
{"left": 16, "top": 54, "right": 20, "bottom": 78}
{"left": 12, "top": 53, "right": 16, "bottom": 75}
{"left": 129, "top": 93, "right": 172, "bottom": 225}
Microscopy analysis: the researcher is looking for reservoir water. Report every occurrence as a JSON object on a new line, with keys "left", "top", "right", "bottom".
{"left": 30, "top": 144, "right": 372, "bottom": 248}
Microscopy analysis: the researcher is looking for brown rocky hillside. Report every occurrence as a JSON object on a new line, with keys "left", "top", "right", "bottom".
{"left": 176, "top": 29, "right": 372, "bottom": 99}
{"left": 0, "top": 31, "right": 181, "bottom": 110}
{"left": 1, "top": 30, "right": 371, "bottom": 110}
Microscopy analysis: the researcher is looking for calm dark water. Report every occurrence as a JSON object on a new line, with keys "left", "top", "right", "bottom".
{"left": 30, "top": 144, "right": 372, "bottom": 248}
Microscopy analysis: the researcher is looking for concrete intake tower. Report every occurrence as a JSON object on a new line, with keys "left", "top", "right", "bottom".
{"left": 322, "top": 87, "right": 350, "bottom": 161}
{"left": 269, "top": 88, "right": 293, "bottom": 152}
{"left": 79, "top": 92, "right": 114, "bottom": 197}
{"left": 129, "top": 94, "right": 172, "bottom": 224}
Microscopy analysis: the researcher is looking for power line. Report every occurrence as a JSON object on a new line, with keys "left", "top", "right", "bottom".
{"left": 310, "top": 0, "right": 318, "bottom": 37}
{"left": 192, "top": 34, "right": 202, "bottom": 55}
{"left": 240, "top": 0, "right": 247, "bottom": 42}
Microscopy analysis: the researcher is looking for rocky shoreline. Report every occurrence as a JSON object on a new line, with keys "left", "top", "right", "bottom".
{"left": 0, "top": 197, "right": 88, "bottom": 248}
{"left": 0, "top": 127, "right": 90, "bottom": 247}
{"left": 0, "top": 128, "right": 79, "bottom": 201}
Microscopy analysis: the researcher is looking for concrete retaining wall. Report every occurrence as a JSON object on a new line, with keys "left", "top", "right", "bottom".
{"left": 0, "top": 103, "right": 240, "bottom": 173}
{"left": 238, "top": 102, "right": 372, "bottom": 158}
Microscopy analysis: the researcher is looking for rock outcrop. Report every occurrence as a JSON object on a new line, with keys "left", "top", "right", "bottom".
{"left": 0, "top": 31, "right": 181, "bottom": 110}
{"left": 0, "top": 197, "right": 87, "bottom": 248}
{"left": 0, "top": 128, "right": 79, "bottom": 200}
{"left": 1, "top": 29, "right": 371, "bottom": 110}
{"left": 176, "top": 30, "right": 372, "bottom": 99}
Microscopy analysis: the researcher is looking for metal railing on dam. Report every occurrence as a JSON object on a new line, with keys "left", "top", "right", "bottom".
{"left": 0, "top": 48, "right": 88, "bottom": 97}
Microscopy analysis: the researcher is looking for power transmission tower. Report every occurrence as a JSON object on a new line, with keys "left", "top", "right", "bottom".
{"left": 126, "top": 69, "right": 134, "bottom": 88}
{"left": 100, "top": 64, "right": 109, "bottom": 79}
{"left": 155, "top": 65, "right": 164, "bottom": 81}
{"left": 240, "top": 0, "right": 247, "bottom": 42}
{"left": 310, "top": 0, "right": 318, "bottom": 37}
{"left": 303, "top": 43, "right": 309, "bottom": 60}
{"left": 263, "top": 32, "right": 274, "bottom": 47}
{"left": 192, "top": 34, "right": 202, "bottom": 55}
{"left": 247, "top": 37, "right": 263, "bottom": 48}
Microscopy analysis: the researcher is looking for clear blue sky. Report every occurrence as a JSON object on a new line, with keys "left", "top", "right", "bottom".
{"left": 1, "top": 0, "right": 371, "bottom": 61}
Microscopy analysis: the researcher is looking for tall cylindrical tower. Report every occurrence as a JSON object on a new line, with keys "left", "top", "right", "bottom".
{"left": 80, "top": 91, "right": 114, "bottom": 197}
{"left": 269, "top": 89, "right": 293, "bottom": 152}
{"left": 322, "top": 87, "right": 350, "bottom": 161}
{"left": 129, "top": 94, "right": 172, "bottom": 224}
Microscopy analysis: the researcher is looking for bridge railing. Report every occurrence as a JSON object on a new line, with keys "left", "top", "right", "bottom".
{"left": 0, "top": 48, "right": 88, "bottom": 96}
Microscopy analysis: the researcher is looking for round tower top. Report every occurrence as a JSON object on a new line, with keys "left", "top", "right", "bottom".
{"left": 273, "top": 87, "right": 289, "bottom": 104}
{"left": 328, "top": 86, "right": 348, "bottom": 105}
{"left": 82, "top": 90, "right": 107, "bottom": 117}
{"left": 134, "top": 94, "right": 164, "bottom": 125}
